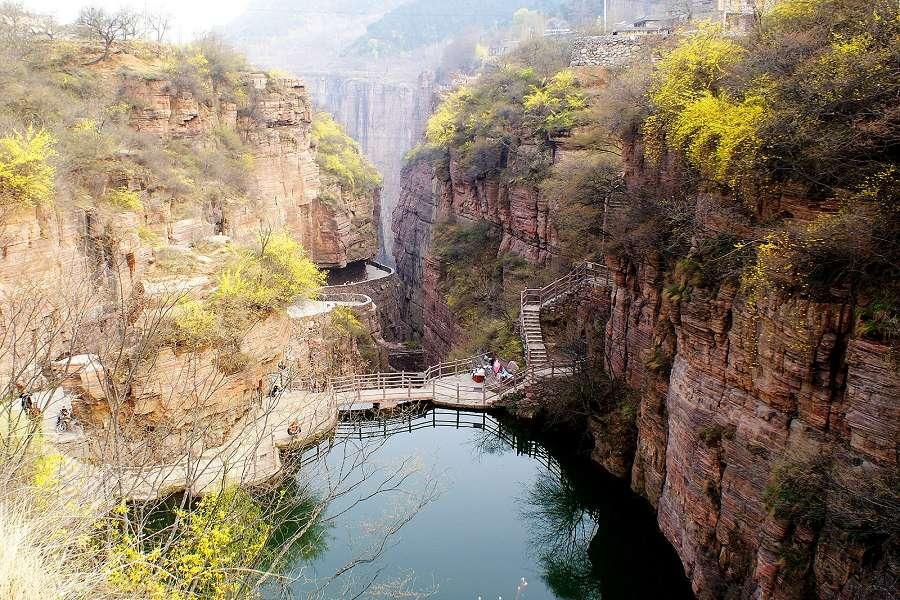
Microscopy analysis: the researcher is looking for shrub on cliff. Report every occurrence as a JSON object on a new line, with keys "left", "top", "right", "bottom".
{"left": 164, "top": 35, "right": 248, "bottom": 101}
{"left": 432, "top": 220, "right": 543, "bottom": 361}
{"left": 645, "top": 0, "right": 900, "bottom": 206}
{"left": 101, "top": 186, "right": 143, "bottom": 212}
{"left": 104, "top": 486, "right": 270, "bottom": 599}
{"left": 0, "top": 128, "right": 56, "bottom": 209}
{"left": 0, "top": 13, "right": 260, "bottom": 224}
{"left": 330, "top": 306, "right": 381, "bottom": 370}
{"left": 423, "top": 58, "right": 585, "bottom": 183}
{"left": 544, "top": 150, "right": 623, "bottom": 261}
{"left": 163, "top": 300, "right": 219, "bottom": 349}
{"left": 158, "top": 232, "right": 324, "bottom": 350}
{"left": 311, "top": 112, "right": 382, "bottom": 197}
{"left": 216, "top": 231, "right": 325, "bottom": 315}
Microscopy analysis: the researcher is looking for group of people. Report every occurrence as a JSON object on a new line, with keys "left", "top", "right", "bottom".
{"left": 18, "top": 391, "right": 77, "bottom": 432}
{"left": 473, "top": 353, "right": 518, "bottom": 383}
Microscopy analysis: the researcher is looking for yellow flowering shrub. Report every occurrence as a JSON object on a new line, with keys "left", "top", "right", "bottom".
{"left": 643, "top": 26, "right": 761, "bottom": 190}
{"left": 166, "top": 300, "right": 219, "bottom": 349}
{"left": 215, "top": 231, "right": 325, "bottom": 313}
{"left": 311, "top": 112, "right": 382, "bottom": 196}
{"left": 157, "top": 232, "right": 323, "bottom": 350}
{"left": 0, "top": 128, "right": 57, "bottom": 209}
{"left": 102, "top": 186, "right": 144, "bottom": 211}
{"left": 106, "top": 486, "right": 270, "bottom": 600}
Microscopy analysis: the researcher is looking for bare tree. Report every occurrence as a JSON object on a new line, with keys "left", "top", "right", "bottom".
{"left": 75, "top": 6, "right": 131, "bottom": 63}
{"left": 0, "top": 244, "right": 441, "bottom": 598}
{"left": 144, "top": 11, "right": 170, "bottom": 43}
{"left": 116, "top": 8, "right": 140, "bottom": 41}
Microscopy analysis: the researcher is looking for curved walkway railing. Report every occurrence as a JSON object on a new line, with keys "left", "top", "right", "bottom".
{"left": 318, "top": 292, "right": 373, "bottom": 307}
{"left": 321, "top": 260, "right": 395, "bottom": 290}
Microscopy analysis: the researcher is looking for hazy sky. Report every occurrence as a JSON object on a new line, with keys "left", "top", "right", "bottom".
{"left": 22, "top": 0, "right": 251, "bottom": 41}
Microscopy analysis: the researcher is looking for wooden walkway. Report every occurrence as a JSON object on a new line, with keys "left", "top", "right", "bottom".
{"left": 36, "top": 262, "right": 610, "bottom": 501}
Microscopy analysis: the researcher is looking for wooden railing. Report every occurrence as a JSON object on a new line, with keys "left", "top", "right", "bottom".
{"left": 330, "top": 355, "right": 484, "bottom": 405}
{"left": 288, "top": 262, "right": 611, "bottom": 409}
{"left": 520, "top": 261, "right": 609, "bottom": 308}
{"left": 520, "top": 261, "right": 610, "bottom": 365}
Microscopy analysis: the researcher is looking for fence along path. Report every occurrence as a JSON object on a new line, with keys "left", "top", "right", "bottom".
{"left": 520, "top": 261, "right": 610, "bottom": 366}
{"left": 39, "top": 262, "right": 610, "bottom": 500}
{"left": 319, "top": 261, "right": 610, "bottom": 409}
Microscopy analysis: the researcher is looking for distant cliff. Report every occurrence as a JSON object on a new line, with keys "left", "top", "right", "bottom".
{"left": 305, "top": 72, "right": 436, "bottom": 262}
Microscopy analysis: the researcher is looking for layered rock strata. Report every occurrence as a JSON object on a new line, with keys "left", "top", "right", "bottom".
{"left": 392, "top": 157, "right": 559, "bottom": 361}
{"left": 392, "top": 144, "right": 899, "bottom": 598}
{"left": 2, "top": 62, "right": 379, "bottom": 459}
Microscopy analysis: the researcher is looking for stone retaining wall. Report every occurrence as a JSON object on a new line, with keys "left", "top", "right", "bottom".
{"left": 322, "top": 261, "right": 403, "bottom": 342}
{"left": 570, "top": 34, "right": 665, "bottom": 67}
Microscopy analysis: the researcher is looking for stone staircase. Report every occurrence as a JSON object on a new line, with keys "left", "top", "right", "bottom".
{"left": 520, "top": 261, "right": 610, "bottom": 366}
{"left": 520, "top": 302, "right": 547, "bottom": 365}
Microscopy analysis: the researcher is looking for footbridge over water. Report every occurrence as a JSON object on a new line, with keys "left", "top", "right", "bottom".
{"left": 38, "top": 262, "right": 611, "bottom": 502}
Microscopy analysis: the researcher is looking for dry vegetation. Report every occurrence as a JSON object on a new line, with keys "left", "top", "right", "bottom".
{"left": 0, "top": 4, "right": 425, "bottom": 598}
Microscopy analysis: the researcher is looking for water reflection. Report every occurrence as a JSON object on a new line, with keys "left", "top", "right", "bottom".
{"left": 522, "top": 472, "right": 601, "bottom": 600}
{"left": 265, "top": 407, "right": 694, "bottom": 599}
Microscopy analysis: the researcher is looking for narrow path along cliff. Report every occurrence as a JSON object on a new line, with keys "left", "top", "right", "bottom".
{"left": 40, "top": 262, "right": 607, "bottom": 502}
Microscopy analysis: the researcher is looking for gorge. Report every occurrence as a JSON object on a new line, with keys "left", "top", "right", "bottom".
{"left": 0, "top": 1, "right": 897, "bottom": 600}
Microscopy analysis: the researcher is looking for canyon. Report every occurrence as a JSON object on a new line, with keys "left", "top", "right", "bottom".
{"left": 391, "top": 90, "right": 898, "bottom": 600}
{"left": 2, "top": 3, "right": 896, "bottom": 599}
{"left": 305, "top": 72, "right": 437, "bottom": 262}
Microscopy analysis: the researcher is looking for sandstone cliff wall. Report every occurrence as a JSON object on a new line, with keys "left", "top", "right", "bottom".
{"left": 54, "top": 307, "right": 372, "bottom": 464}
{"left": 126, "top": 74, "right": 377, "bottom": 268}
{"left": 392, "top": 160, "right": 438, "bottom": 342}
{"left": 604, "top": 250, "right": 898, "bottom": 599}
{"left": 306, "top": 72, "right": 436, "bottom": 262}
{"left": 391, "top": 147, "right": 898, "bottom": 598}
{"left": 1, "top": 64, "right": 379, "bottom": 459}
{"left": 392, "top": 155, "right": 559, "bottom": 362}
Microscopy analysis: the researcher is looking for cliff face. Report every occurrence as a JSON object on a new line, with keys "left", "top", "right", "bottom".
{"left": 605, "top": 249, "right": 899, "bottom": 599}
{"left": 440, "top": 158, "right": 558, "bottom": 264}
{"left": 392, "top": 155, "right": 559, "bottom": 361}
{"left": 391, "top": 160, "right": 437, "bottom": 341}
{"left": 1, "top": 62, "right": 379, "bottom": 457}
{"left": 0, "top": 68, "right": 380, "bottom": 305}
{"left": 53, "top": 306, "right": 373, "bottom": 464}
{"left": 306, "top": 72, "right": 436, "bottom": 261}
{"left": 392, "top": 148, "right": 898, "bottom": 598}
{"left": 126, "top": 74, "right": 377, "bottom": 268}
